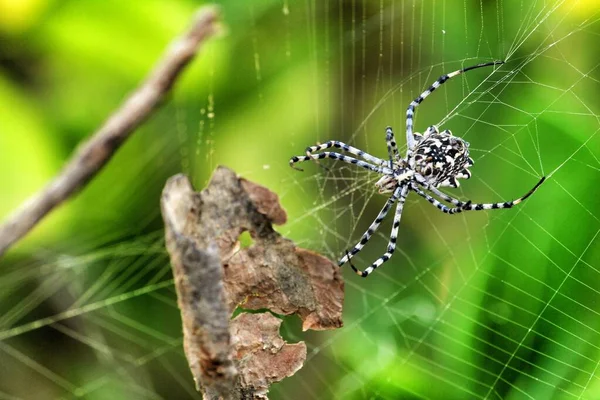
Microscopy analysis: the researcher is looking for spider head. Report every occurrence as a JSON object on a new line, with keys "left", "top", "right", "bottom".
{"left": 410, "top": 130, "right": 473, "bottom": 188}
{"left": 375, "top": 175, "right": 397, "bottom": 194}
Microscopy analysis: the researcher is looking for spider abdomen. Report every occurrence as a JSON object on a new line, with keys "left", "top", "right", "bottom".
{"left": 411, "top": 131, "right": 473, "bottom": 188}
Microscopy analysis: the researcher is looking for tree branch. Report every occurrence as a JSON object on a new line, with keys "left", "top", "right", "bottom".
{"left": 0, "top": 5, "right": 220, "bottom": 258}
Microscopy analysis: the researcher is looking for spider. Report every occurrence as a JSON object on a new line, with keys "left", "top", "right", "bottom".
{"left": 289, "top": 60, "right": 545, "bottom": 278}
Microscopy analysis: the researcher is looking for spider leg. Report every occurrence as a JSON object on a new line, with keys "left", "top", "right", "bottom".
{"left": 304, "top": 148, "right": 331, "bottom": 172}
{"left": 459, "top": 177, "right": 546, "bottom": 211}
{"left": 415, "top": 180, "right": 466, "bottom": 206}
{"left": 385, "top": 127, "right": 400, "bottom": 168}
{"left": 338, "top": 186, "right": 402, "bottom": 266}
{"left": 412, "top": 177, "right": 545, "bottom": 214}
{"left": 349, "top": 186, "right": 409, "bottom": 278}
{"left": 405, "top": 61, "right": 504, "bottom": 155}
{"left": 290, "top": 140, "right": 388, "bottom": 171}
{"left": 290, "top": 152, "right": 393, "bottom": 174}
{"left": 412, "top": 173, "right": 467, "bottom": 206}
{"left": 410, "top": 184, "right": 465, "bottom": 214}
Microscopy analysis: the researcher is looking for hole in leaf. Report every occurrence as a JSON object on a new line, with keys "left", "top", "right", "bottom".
{"left": 238, "top": 230, "right": 254, "bottom": 249}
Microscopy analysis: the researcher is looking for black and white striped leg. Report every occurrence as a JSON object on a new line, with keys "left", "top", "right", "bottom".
{"left": 411, "top": 184, "right": 465, "bottom": 214}
{"left": 413, "top": 177, "right": 545, "bottom": 214}
{"left": 385, "top": 127, "right": 400, "bottom": 168}
{"left": 338, "top": 186, "right": 402, "bottom": 267}
{"left": 290, "top": 152, "right": 393, "bottom": 174}
{"left": 301, "top": 140, "right": 388, "bottom": 166}
{"left": 405, "top": 61, "right": 504, "bottom": 156}
{"left": 349, "top": 186, "right": 409, "bottom": 277}
{"left": 458, "top": 177, "right": 546, "bottom": 211}
{"left": 416, "top": 181, "right": 465, "bottom": 207}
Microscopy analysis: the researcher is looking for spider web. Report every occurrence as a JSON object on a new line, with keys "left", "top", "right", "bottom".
{"left": 1, "top": 1, "right": 600, "bottom": 399}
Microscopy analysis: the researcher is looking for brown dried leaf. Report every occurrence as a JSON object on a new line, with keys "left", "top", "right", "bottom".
{"left": 240, "top": 178, "right": 287, "bottom": 225}
{"left": 161, "top": 166, "right": 344, "bottom": 399}
{"left": 231, "top": 313, "right": 307, "bottom": 399}
{"left": 201, "top": 166, "right": 344, "bottom": 330}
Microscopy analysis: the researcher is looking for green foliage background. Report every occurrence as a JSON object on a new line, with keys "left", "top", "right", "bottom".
{"left": 1, "top": 0, "right": 599, "bottom": 399}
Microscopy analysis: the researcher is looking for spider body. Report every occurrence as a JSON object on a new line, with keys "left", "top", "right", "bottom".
{"left": 412, "top": 128, "right": 473, "bottom": 188}
{"left": 290, "top": 61, "right": 545, "bottom": 277}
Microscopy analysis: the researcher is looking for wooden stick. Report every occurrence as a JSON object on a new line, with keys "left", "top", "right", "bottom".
{"left": 0, "top": 6, "right": 220, "bottom": 258}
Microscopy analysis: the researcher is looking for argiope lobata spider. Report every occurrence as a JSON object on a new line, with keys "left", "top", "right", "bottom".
{"left": 289, "top": 60, "right": 545, "bottom": 278}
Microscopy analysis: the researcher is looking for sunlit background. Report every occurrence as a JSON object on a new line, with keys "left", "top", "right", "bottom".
{"left": 1, "top": 0, "right": 600, "bottom": 398}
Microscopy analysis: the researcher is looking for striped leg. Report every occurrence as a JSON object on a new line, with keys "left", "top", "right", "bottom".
{"left": 290, "top": 152, "right": 393, "bottom": 174}
{"left": 411, "top": 184, "right": 465, "bottom": 214}
{"left": 413, "top": 177, "right": 545, "bottom": 214}
{"left": 405, "top": 61, "right": 503, "bottom": 155}
{"left": 385, "top": 127, "right": 400, "bottom": 167}
{"left": 459, "top": 177, "right": 546, "bottom": 211}
{"left": 290, "top": 140, "right": 388, "bottom": 171}
{"left": 349, "top": 185, "right": 410, "bottom": 277}
{"left": 338, "top": 186, "right": 402, "bottom": 266}
{"left": 416, "top": 181, "right": 466, "bottom": 207}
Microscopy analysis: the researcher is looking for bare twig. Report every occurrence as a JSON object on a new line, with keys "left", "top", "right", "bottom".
{"left": 161, "top": 167, "right": 344, "bottom": 399}
{"left": 0, "top": 6, "right": 220, "bottom": 258}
